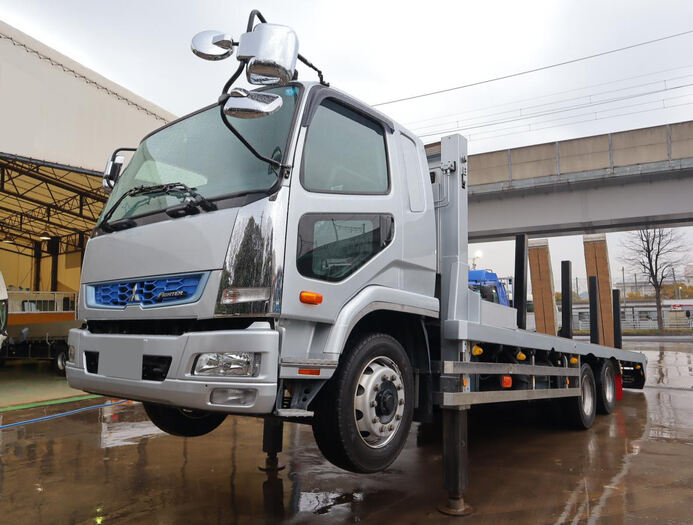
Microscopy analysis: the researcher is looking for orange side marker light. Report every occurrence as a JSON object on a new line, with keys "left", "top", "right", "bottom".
{"left": 300, "top": 291, "right": 323, "bottom": 305}
{"left": 298, "top": 368, "right": 320, "bottom": 376}
{"left": 501, "top": 375, "right": 512, "bottom": 389}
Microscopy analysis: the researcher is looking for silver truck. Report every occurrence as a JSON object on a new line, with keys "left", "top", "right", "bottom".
{"left": 66, "top": 9, "right": 646, "bottom": 507}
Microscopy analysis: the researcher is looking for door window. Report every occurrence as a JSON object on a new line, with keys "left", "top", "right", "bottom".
{"left": 301, "top": 99, "right": 389, "bottom": 194}
{"left": 297, "top": 214, "right": 394, "bottom": 281}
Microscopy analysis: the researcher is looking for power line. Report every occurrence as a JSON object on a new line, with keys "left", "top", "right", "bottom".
{"left": 412, "top": 80, "right": 693, "bottom": 137}
{"left": 408, "top": 71, "right": 693, "bottom": 132}
{"left": 373, "top": 29, "right": 693, "bottom": 107}
{"left": 404, "top": 63, "right": 693, "bottom": 128}
{"left": 420, "top": 94, "right": 693, "bottom": 143}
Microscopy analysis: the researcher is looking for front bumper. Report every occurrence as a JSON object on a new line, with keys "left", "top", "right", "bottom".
{"left": 66, "top": 324, "right": 279, "bottom": 414}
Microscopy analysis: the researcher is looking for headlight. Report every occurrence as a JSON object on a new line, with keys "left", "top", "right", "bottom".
{"left": 193, "top": 352, "right": 260, "bottom": 377}
{"left": 67, "top": 345, "right": 76, "bottom": 363}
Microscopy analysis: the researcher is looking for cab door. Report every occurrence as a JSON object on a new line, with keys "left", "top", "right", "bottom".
{"left": 281, "top": 92, "right": 402, "bottom": 323}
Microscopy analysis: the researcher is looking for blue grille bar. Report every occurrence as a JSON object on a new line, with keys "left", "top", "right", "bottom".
{"left": 87, "top": 272, "right": 209, "bottom": 309}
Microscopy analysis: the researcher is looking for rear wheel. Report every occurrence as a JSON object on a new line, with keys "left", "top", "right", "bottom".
{"left": 311, "top": 333, "right": 414, "bottom": 473}
{"left": 562, "top": 363, "right": 597, "bottom": 429}
{"left": 595, "top": 360, "right": 616, "bottom": 415}
{"left": 143, "top": 403, "right": 227, "bottom": 437}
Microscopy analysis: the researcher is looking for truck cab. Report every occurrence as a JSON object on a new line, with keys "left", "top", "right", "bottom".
{"left": 468, "top": 269, "right": 510, "bottom": 307}
{"left": 68, "top": 73, "right": 437, "bottom": 471}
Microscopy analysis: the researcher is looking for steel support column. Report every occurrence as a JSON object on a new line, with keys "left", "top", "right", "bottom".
{"left": 48, "top": 236, "right": 59, "bottom": 291}
{"left": 33, "top": 241, "right": 42, "bottom": 290}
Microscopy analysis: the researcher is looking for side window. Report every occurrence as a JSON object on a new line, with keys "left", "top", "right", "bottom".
{"left": 400, "top": 134, "right": 425, "bottom": 212}
{"left": 302, "top": 99, "right": 389, "bottom": 194}
{"left": 297, "top": 214, "right": 394, "bottom": 282}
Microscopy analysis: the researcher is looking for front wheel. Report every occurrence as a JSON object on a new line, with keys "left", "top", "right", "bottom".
{"left": 143, "top": 403, "right": 227, "bottom": 437}
{"left": 311, "top": 333, "right": 414, "bottom": 473}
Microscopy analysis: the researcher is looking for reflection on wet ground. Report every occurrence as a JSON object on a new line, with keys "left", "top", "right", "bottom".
{"left": 1, "top": 342, "right": 692, "bottom": 524}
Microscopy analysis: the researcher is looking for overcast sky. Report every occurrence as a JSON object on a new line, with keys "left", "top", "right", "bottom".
{"left": 0, "top": 0, "right": 691, "bottom": 290}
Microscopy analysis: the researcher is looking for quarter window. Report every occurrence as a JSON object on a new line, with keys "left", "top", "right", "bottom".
{"left": 302, "top": 99, "right": 389, "bottom": 194}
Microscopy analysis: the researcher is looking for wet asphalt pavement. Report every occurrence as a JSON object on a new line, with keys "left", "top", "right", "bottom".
{"left": 0, "top": 342, "right": 691, "bottom": 524}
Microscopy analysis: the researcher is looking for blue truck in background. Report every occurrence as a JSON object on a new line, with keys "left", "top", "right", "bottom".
{"left": 468, "top": 269, "right": 511, "bottom": 307}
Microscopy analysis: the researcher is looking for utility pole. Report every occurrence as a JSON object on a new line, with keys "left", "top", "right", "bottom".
{"left": 575, "top": 276, "right": 579, "bottom": 298}
{"left": 634, "top": 273, "right": 638, "bottom": 296}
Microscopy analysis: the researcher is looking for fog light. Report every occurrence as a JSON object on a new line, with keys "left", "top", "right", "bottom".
{"left": 210, "top": 388, "right": 257, "bottom": 406}
{"left": 67, "top": 345, "right": 76, "bottom": 363}
{"left": 193, "top": 352, "right": 260, "bottom": 376}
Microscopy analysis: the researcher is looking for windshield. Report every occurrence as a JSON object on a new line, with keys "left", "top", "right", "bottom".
{"left": 99, "top": 85, "right": 300, "bottom": 224}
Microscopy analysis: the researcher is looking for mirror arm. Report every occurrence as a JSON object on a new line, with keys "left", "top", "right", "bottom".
{"left": 297, "top": 53, "right": 329, "bottom": 86}
{"left": 246, "top": 9, "right": 268, "bottom": 32}
{"left": 110, "top": 147, "right": 137, "bottom": 162}
{"left": 216, "top": 102, "right": 285, "bottom": 172}
{"left": 221, "top": 61, "right": 246, "bottom": 95}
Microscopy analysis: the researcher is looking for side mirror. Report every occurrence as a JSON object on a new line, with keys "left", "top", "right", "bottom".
{"left": 223, "top": 88, "right": 283, "bottom": 119}
{"left": 191, "top": 30, "right": 235, "bottom": 61}
{"left": 237, "top": 23, "right": 298, "bottom": 85}
{"left": 103, "top": 155, "right": 124, "bottom": 193}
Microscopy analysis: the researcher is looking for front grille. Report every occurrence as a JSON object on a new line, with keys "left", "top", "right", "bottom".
{"left": 91, "top": 273, "right": 206, "bottom": 308}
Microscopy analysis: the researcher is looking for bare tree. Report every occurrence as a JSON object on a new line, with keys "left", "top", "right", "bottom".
{"left": 620, "top": 228, "right": 687, "bottom": 330}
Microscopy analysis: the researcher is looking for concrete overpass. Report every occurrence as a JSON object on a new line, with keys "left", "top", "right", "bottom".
{"left": 426, "top": 122, "right": 693, "bottom": 241}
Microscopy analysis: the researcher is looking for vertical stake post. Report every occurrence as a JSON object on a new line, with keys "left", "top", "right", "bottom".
{"left": 589, "top": 276, "right": 600, "bottom": 345}
{"left": 612, "top": 289, "right": 622, "bottom": 349}
{"left": 560, "top": 261, "right": 573, "bottom": 338}
{"left": 514, "top": 234, "right": 528, "bottom": 330}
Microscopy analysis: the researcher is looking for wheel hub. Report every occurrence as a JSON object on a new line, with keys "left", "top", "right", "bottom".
{"left": 353, "top": 356, "right": 406, "bottom": 448}
{"left": 374, "top": 381, "right": 398, "bottom": 423}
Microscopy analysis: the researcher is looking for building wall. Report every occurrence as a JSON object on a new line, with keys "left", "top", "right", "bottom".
{"left": 0, "top": 21, "right": 176, "bottom": 172}
{"left": 1, "top": 250, "right": 81, "bottom": 292}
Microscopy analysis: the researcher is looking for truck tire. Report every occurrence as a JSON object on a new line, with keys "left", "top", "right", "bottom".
{"left": 52, "top": 347, "right": 67, "bottom": 377}
{"left": 595, "top": 359, "right": 616, "bottom": 415}
{"left": 562, "top": 363, "right": 597, "bottom": 429}
{"left": 311, "top": 333, "right": 414, "bottom": 473}
{"left": 143, "top": 402, "right": 227, "bottom": 437}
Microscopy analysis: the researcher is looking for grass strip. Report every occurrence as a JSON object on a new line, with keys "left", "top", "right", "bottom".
{"left": 0, "top": 394, "right": 102, "bottom": 413}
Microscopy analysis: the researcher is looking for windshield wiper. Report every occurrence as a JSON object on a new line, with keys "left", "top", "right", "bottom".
{"left": 100, "top": 182, "right": 217, "bottom": 232}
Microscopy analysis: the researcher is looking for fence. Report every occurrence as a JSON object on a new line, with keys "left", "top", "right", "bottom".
{"left": 7, "top": 291, "right": 77, "bottom": 314}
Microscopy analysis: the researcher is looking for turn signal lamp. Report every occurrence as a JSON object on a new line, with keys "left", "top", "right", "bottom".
{"left": 570, "top": 356, "right": 579, "bottom": 365}
{"left": 471, "top": 345, "right": 484, "bottom": 356}
{"left": 300, "top": 291, "right": 323, "bottom": 305}
{"left": 298, "top": 368, "right": 320, "bottom": 376}
{"left": 501, "top": 375, "right": 512, "bottom": 389}
{"left": 516, "top": 350, "right": 527, "bottom": 361}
